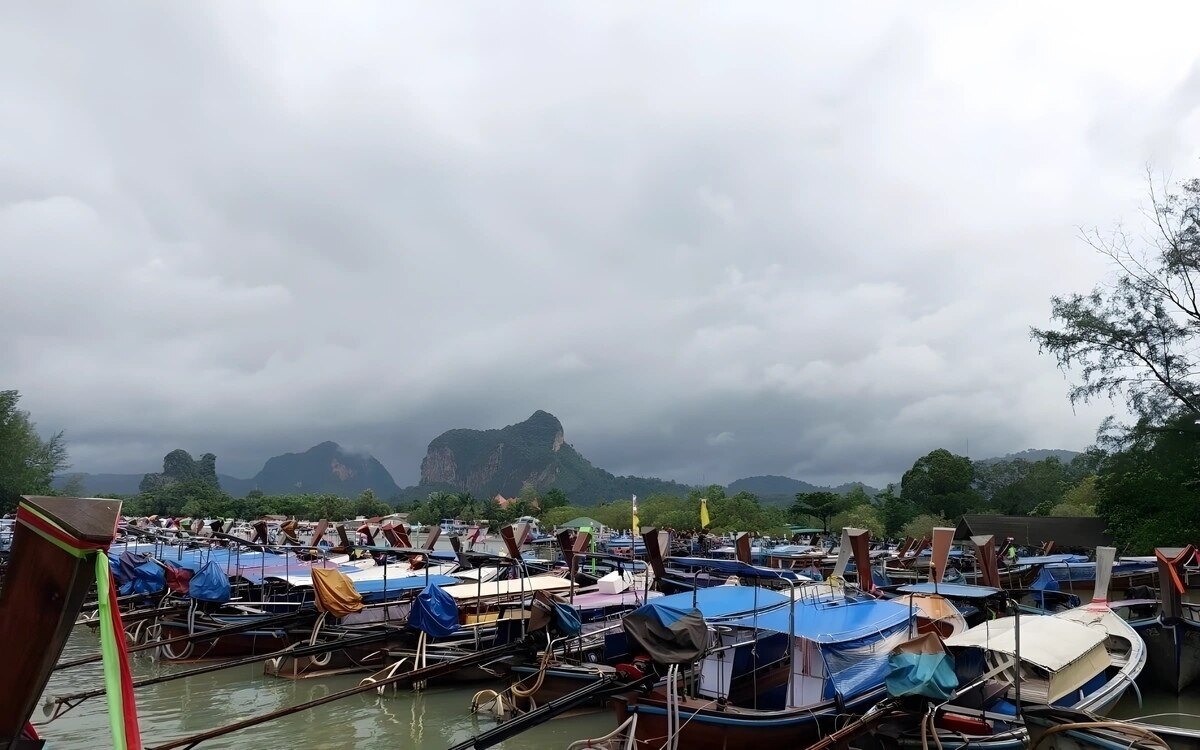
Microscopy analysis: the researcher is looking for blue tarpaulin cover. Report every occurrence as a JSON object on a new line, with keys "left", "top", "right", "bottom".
{"left": 666, "top": 557, "right": 803, "bottom": 581}
{"left": 409, "top": 583, "right": 460, "bottom": 637}
{"left": 729, "top": 596, "right": 913, "bottom": 702}
{"left": 351, "top": 575, "right": 459, "bottom": 599}
{"left": 635, "top": 586, "right": 791, "bottom": 626}
{"left": 897, "top": 582, "right": 1001, "bottom": 599}
{"left": 553, "top": 600, "right": 582, "bottom": 636}
{"left": 189, "top": 560, "right": 232, "bottom": 602}
{"left": 110, "top": 551, "right": 150, "bottom": 588}
{"left": 124, "top": 560, "right": 166, "bottom": 596}
{"left": 822, "top": 620, "right": 911, "bottom": 700}
{"left": 1028, "top": 566, "right": 1061, "bottom": 591}
{"left": 730, "top": 597, "right": 911, "bottom": 642}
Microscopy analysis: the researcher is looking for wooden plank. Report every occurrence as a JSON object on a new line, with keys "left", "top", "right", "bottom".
{"left": 21, "top": 495, "right": 121, "bottom": 542}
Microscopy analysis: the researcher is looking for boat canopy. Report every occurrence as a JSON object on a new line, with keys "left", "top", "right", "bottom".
{"left": 631, "top": 586, "right": 791, "bottom": 624}
{"left": 1018, "top": 554, "right": 1089, "bottom": 565}
{"left": 666, "top": 557, "right": 805, "bottom": 580}
{"left": 946, "top": 616, "right": 1106, "bottom": 668}
{"left": 729, "top": 596, "right": 911, "bottom": 643}
{"left": 351, "top": 575, "right": 459, "bottom": 596}
{"left": 945, "top": 615, "right": 1111, "bottom": 703}
{"left": 442, "top": 575, "right": 573, "bottom": 600}
{"left": 898, "top": 582, "right": 1001, "bottom": 598}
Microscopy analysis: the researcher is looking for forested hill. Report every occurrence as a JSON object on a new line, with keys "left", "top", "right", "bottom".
{"left": 55, "top": 442, "right": 402, "bottom": 498}
{"left": 974, "top": 449, "right": 1081, "bottom": 466}
{"left": 402, "top": 410, "right": 691, "bottom": 504}
{"left": 726, "top": 475, "right": 881, "bottom": 503}
{"left": 246, "top": 441, "right": 401, "bottom": 497}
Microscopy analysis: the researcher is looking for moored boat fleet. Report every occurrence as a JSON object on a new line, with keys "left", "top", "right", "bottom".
{"left": 7, "top": 494, "right": 1200, "bottom": 750}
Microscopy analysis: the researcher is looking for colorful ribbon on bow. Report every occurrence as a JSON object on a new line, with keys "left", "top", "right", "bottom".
{"left": 17, "top": 502, "right": 142, "bottom": 750}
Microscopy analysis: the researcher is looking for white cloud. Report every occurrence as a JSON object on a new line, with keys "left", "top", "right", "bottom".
{"left": 0, "top": 2, "right": 1188, "bottom": 486}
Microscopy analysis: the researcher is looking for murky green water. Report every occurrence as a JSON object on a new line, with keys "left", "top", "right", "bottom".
{"left": 43, "top": 625, "right": 1200, "bottom": 750}
{"left": 37, "top": 595, "right": 1200, "bottom": 749}
{"left": 36, "top": 628, "right": 614, "bottom": 750}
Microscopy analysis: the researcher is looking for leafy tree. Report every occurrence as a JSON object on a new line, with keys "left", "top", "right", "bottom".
{"left": 541, "top": 488, "right": 568, "bottom": 511}
{"left": 541, "top": 505, "right": 586, "bottom": 527}
{"left": 976, "top": 458, "right": 1072, "bottom": 515}
{"left": 592, "top": 499, "right": 634, "bottom": 532}
{"left": 354, "top": 489, "right": 392, "bottom": 519}
{"left": 876, "top": 485, "right": 916, "bottom": 537}
{"left": 791, "top": 491, "right": 847, "bottom": 533}
{"left": 1046, "top": 475, "right": 1099, "bottom": 517}
{"left": 518, "top": 481, "right": 540, "bottom": 510}
{"left": 844, "top": 485, "right": 873, "bottom": 507}
{"left": 0, "top": 390, "right": 68, "bottom": 513}
{"left": 1067, "top": 449, "right": 1106, "bottom": 482}
{"left": 831, "top": 505, "right": 884, "bottom": 538}
{"left": 901, "top": 449, "right": 980, "bottom": 520}
{"left": 1032, "top": 176, "right": 1200, "bottom": 436}
{"left": 902, "top": 513, "right": 951, "bottom": 541}
{"left": 1096, "top": 414, "right": 1200, "bottom": 551}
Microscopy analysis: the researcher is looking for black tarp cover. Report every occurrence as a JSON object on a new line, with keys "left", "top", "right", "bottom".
{"left": 623, "top": 606, "right": 708, "bottom": 665}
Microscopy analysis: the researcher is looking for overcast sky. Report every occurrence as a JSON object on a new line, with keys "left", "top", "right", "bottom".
{"left": 4, "top": 3, "right": 1200, "bottom": 489}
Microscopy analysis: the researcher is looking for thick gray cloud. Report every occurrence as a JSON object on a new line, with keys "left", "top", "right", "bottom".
{"left": 3, "top": 3, "right": 1198, "bottom": 488}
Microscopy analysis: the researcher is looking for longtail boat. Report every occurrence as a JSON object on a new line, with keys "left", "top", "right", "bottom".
{"left": 1125, "top": 545, "right": 1200, "bottom": 693}
{"left": 614, "top": 528, "right": 914, "bottom": 749}
{"left": 1, "top": 495, "right": 133, "bottom": 750}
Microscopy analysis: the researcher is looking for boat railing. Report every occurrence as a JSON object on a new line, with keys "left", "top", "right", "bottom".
{"left": 1182, "top": 602, "right": 1200, "bottom": 624}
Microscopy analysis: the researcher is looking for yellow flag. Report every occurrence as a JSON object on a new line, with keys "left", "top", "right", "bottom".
{"left": 632, "top": 495, "right": 639, "bottom": 535}
{"left": 700, "top": 498, "right": 710, "bottom": 529}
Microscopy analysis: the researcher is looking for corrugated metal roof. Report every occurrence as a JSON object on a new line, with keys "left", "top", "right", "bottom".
{"left": 955, "top": 515, "right": 1111, "bottom": 550}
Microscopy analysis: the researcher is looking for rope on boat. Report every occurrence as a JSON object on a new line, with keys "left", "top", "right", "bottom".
{"left": 665, "top": 664, "right": 679, "bottom": 750}
{"left": 307, "top": 612, "right": 331, "bottom": 667}
{"left": 159, "top": 601, "right": 197, "bottom": 660}
{"left": 564, "top": 714, "right": 638, "bottom": 750}
{"left": 414, "top": 631, "right": 428, "bottom": 691}
{"left": 919, "top": 711, "right": 945, "bottom": 750}
{"left": 510, "top": 634, "right": 554, "bottom": 699}
{"left": 1032, "top": 721, "right": 1170, "bottom": 750}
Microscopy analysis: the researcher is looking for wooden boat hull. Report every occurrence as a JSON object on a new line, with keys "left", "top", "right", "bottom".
{"left": 508, "top": 663, "right": 618, "bottom": 708}
{"left": 155, "top": 619, "right": 296, "bottom": 661}
{"left": 1137, "top": 619, "right": 1200, "bottom": 694}
{"left": 1026, "top": 706, "right": 1200, "bottom": 750}
{"left": 617, "top": 684, "right": 887, "bottom": 750}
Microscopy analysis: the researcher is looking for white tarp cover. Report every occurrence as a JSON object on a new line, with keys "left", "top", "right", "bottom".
{"left": 945, "top": 615, "right": 1108, "bottom": 671}
{"left": 442, "top": 575, "right": 573, "bottom": 600}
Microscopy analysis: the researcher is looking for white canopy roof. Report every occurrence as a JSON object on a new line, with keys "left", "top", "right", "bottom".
{"left": 443, "top": 575, "right": 573, "bottom": 600}
{"left": 945, "top": 615, "right": 1107, "bottom": 672}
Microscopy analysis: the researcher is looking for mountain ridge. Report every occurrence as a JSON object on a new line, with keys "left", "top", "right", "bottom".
{"left": 56, "top": 441, "right": 401, "bottom": 498}
{"left": 52, "top": 413, "right": 1083, "bottom": 504}
{"left": 401, "top": 410, "right": 693, "bottom": 504}
{"left": 726, "top": 475, "right": 881, "bottom": 501}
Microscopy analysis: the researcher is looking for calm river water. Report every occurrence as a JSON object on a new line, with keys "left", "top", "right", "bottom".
{"left": 36, "top": 612, "right": 1200, "bottom": 748}
{"left": 31, "top": 526, "right": 1200, "bottom": 748}
{"left": 36, "top": 628, "right": 614, "bottom": 749}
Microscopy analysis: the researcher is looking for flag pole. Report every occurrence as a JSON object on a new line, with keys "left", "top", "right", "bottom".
{"left": 631, "top": 494, "right": 638, "bottom": 561}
